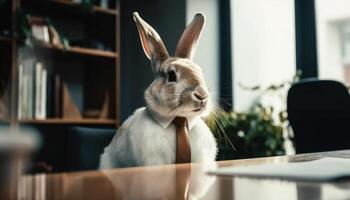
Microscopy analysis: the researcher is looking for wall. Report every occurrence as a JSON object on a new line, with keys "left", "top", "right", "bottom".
{"left": 120, "top": 0, "right": 186, "bottom": 121}
{"left": 186, "top": 0, "right": 220, "bottom": 102}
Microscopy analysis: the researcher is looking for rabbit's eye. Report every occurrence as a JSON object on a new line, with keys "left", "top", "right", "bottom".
{"left": 168, "top": 71, "right": 177, "bottom": 82}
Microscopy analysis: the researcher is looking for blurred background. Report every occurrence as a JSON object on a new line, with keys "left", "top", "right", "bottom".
{"left": 0, "top": 0, "right": 350, "bottom": 173}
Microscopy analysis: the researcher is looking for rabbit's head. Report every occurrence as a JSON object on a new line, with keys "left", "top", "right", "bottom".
{"left": 133, "top": 12, "right": 211, "bottom": 119}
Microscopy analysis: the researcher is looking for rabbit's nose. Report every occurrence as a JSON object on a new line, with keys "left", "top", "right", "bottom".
{"left": 194, "top": 93, "right": 207, "bottom": 101}
{"left": 193, "top": 86, "right": 208, "bottom": 101}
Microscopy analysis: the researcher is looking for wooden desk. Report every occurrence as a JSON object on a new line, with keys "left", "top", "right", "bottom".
{"left": 10, "top": 150, "right": 350, "bottom": 199}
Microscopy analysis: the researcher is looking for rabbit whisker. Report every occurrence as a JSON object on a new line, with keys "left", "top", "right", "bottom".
{"left": 208, "top": 102, "right": 236, "bottom": 151}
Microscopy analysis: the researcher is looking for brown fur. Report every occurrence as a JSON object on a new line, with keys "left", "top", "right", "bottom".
{"left": 134, "top": 12, "right": 211, "bottom": 119}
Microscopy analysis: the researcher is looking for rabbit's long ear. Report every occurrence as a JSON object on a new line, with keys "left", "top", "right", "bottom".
{"left": 133, "top": 12, "right": 169, "bottom": 72}
{"left": 175, "top": 13, "right": 205, "bottom": 60}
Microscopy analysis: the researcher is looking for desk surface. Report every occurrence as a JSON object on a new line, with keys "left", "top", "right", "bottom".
{"left": 16, "top": 150, "right": 350, "bottom": 199}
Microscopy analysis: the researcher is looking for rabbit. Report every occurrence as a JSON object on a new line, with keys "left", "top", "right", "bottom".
{"left": 99, "top": 12, "right": 217, "bottom": 169}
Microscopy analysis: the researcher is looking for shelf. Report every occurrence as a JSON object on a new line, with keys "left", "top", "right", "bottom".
{"left": 93, "top": 6, "right": 118, "bottom": 15}
{"left": 19, "top": 118, "right": 116, "bottom": 125}
{"left": 0, "top": 36, "right": 13, "bottom": 42}
{"left": 38, "top": 43, "right": 118, "bottom": 58}
{"left": 48, "top": 0, "right": 117, "bottom": 15}
{"left": 0, "top": 119, "right": 10, "bottom": 124}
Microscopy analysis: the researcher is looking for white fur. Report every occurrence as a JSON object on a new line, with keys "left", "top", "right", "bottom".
{"left": 99, "top": 107, "right": 217, "bottom": 169}
{"left": 99, "top": 12, "right": 217, "bottom": 169}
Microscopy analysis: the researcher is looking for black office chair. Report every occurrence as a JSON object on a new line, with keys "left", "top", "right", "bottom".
{"left": 287, "top": 79, "right": 350, "bottom": 153}
{"left": 66, "top": 126, "right": 116, "bottom": 171}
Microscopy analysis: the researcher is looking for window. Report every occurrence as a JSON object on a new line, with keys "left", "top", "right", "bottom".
{"left": 315, "top": 0, "right": 350, "bottom": 85}
{"left": 231, "top": 0, "right": 296, "bottom": 111}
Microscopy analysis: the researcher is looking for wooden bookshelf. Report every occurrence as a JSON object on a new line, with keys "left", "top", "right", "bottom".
{"left": 0, "top": 119, "right": 10, "bottom": 124}
{"left": 38, "top": 43, "right": 118, "bottom": 58}
{"left": 0, "top": 36, "right": 12, "bottom": 42}
{"left": 1, "top": 37, "right": 119, "bottom": 59}
{"left": 94, "top": 6, "right": 118, "bottom": 15}
{"left": 47, "top": 0, "right": 118, "bottom": 15}
{"left": 8, "top": 0, "right": 120, "bottom": 125}
{"left": 0, "top": 0, "right": 120, "bottom": 171}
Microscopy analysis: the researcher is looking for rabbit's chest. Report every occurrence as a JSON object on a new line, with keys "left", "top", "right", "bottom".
{"left": 132, "top": 124, "right": 177, "bottom": 155}
{"left": 128, "top": 122, "right": 215, "bottom": 164}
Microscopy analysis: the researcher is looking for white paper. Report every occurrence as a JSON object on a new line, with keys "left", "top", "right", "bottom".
{"left": 209, "top": 157, "right": 350, "bottom": 181}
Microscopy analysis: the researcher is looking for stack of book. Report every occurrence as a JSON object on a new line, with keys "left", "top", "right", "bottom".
{"left": 17, "top": 60, "right": 62, "bottom": 120}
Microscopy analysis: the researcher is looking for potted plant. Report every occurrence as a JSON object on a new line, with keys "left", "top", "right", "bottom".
{"left": 207, "top": 72, "right": 300, "bottom": 160}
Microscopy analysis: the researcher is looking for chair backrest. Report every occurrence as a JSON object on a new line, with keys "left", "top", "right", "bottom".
{"left": 66, "top": 126, "right": 116, "bottom": 171}
{"left": 287, "top": 79, "right": 350, "bottom": 153}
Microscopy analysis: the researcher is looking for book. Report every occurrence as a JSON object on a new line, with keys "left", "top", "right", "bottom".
{"left": 18, "top": 64, "right": 23, "bottom": 119}
{"left": 31, "top": 24, "right": 49, "bottom": 43}
{"left": 18, "top": 59, "right": 36, "bottom": 119}
{"left": 40, "top": 68, "right": 47, "bottom": 119}
{"left": 46, "top": 73, "right": 55, "bottom": 118}
{"left": 35, "top": 62, "right": 43, "bottom": 119}
{"left": 34, "top": 61, "right": 48, "bottom": 120}
{"left": 22, "top": 61, "right": 28, "bottom": 118}
{"left": 28, "top": 16, "right": 50, "bottom": 43}
{"left": 27, "top": 59, "right": 34, "bottom": 119}
{"left": 54, "top": 75, "right": 62, "bottom": 118}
